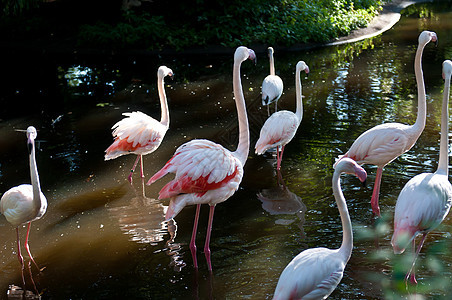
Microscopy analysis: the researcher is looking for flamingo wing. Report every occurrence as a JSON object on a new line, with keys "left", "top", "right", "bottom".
{"left": 392, "top": 172, "right": 452, "bottom": 253}
{"left": 148, "top": 139, "right": 241, "bottom": 199}
{"left": 255, "top": 111, "right": 299, "bottom": 154}
{"left": 105, "top": 111, "right": 168, "bottom": 159}
{"left": 337, "top": 123, "right": 412, "bottom": 167}
{"left": 273, "top": 248, "right": 345, "bottom": 300}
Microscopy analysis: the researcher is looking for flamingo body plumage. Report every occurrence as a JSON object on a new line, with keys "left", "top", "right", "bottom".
{"left": 256, "top": 61, "right": 309, "bottom": 170}
{"left": 391, "top": 60, "right": 452, "bottom": 284}
{"left": 334, "top": 31, "right": 437, "bottom": 216}
{"left": 147, "top": 46, "right": 256, "bottom": 271}
{"left": 273, "top": 158, "right": 367, "bottom": 300}
{"left": 105, "top": 66, "right": 173, "bottom": 182}
{"left": 262, "top": 47, "right": 283, "bottom": 115}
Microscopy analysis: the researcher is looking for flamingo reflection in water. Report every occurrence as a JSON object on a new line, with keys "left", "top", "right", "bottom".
{"left": 108, "top": 178, "right": 185, "bottom": 272}
{"left": 257, "top": 170, "right": 307, "bottom": 237}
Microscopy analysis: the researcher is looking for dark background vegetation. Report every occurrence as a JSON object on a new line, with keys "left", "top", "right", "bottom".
{"left": 1, "top": 0, "right": 384, "bottom": 51}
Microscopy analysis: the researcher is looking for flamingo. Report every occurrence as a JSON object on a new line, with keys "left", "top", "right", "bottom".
{"left": 391, "top": 60, "right": 452, "bottom": 285}
{"left": 105, "top": 66, "right": 173, "bottom": 183}
{"left": 334, "top": 31, "right": 437, "bottom": 216}
{"left": 273, "top": 158, "right": 367, "bottom": 299}
{"left": 262, "top": 47, "right": 284, "bottom": 116}
{"left": 1, "top": 126, "right": 48, "bottom": 286}
{"left": 256, "top": 61, "right": 309, "bottom": 170}
{"left": 146, "top": 46, "right": 256, "bottom": 271}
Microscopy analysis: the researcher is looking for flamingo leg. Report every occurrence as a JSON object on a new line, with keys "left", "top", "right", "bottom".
{"left": 139, "top": 155, "right": 145, "bottom": 178}
{"left": 190, "top": 204, "right": 201, "bottom": 269}
{"left": 276, "top": 146, "right": 285, "bottom": 170}
{"left": 267, "top": 105, "right": 271, "bottom": 117}
{"left": 27, "top": 261, "right": 39, "bottom": 295}
{"left": 24, "top": 222, "right": 40, "bottom": 272}
{"left": 405, "top": 233, "right": 427, "bottom": 285}
{"left": 16, "top": 227, "right": 25, "bottom": 286}
{"left": 275, "top": 101, "right": 278, "bottom": 113}
{"left": 128, "top": 155, "right": 141, "bottom": 183}
{"left": 204, "top": 205, "right": 216, "bottom": 272}
{"left": 370, "top": 167, "right": 383, "bottom": 216}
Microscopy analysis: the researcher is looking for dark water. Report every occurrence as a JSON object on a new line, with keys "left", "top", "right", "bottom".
{"left": 1, "top": 2, "right": 452, "bottom": 299}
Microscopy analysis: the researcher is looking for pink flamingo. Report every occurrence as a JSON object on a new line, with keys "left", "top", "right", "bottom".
{"left": 256, "top": 61, "right": 309, "bottom": 170}
{"left": 273, "top": 158, "right": 367, "bottom": 299}
{"left": 262, "top": 47, "right": 284, "bottom": 116}
{"left": 105, "top": 66, "right": 173, "bottom": 183}
{"left": 334, "top": 31, "right": 437, "bottom": 216}
{"left": 1, "top": 126, "right": 47, "bottom": 286}
{"left": 146, "top": 46, "right": 256, "bottom": 271}
{"left": 391, "top": 60, "right": 452, "bottom": 285}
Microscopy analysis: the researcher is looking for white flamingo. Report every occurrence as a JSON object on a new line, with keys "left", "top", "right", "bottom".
{"left": 256, "top": 61, "right": 309, "bottom": 170}
{"left": 391, "top": 60, "right": 452, "bottom": 284}
{"left": 147, "top": 46, "right": 256, "bottom": 271}
{"left": 273, "top": 158, "right": 367, "bottom": 299}
{"left": 1, "top": 126, "right": 48, "bottom": 285}
{"left": 334, "top": 31, "right": 437, "bottom": 216}
{"left": 105, "top": 66, "right": 173, "bottom": 183}
{"left": 262, "top": 47, "right": 284, "bottom": 116}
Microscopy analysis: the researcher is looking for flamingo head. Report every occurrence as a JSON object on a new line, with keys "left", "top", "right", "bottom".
{"left": 296, "top": 61, "right": 310, "bottom": 75}
{"left": 267, "top": 46, "right": 274, "bottom": 58}
{"left": 158, "top": 66, "right": 174, "bottom": 79}
{"left": 235, "top": 46, "right": 256, "bottom": 65}
{"left": 419, "top": 30, "right": 438, "bottom": 46}
{"left": 26, "top": 126, "right": 37, "bottom": 153}
{"left": 335, "top": 157, "right": 367, "bottom": 185}
{"left": 442, "top": 60, "right": 452, "bottom": 80}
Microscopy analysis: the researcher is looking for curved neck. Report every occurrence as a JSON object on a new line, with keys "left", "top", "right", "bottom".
{"left": 295, "top": 67, "right": 303, "bottom": 123}
{"left": 269, "top": 51, "right": 275, "bottom": 76}
{"left": 437, "top": 75, "right": 450, "bottom": 174}
{"left": 411, "top": 41, "right": 428, "bottom": 136}
{"left": 29, "top": 140, "right": 43, "bottom": 212}
{"left": 232, "top": 59, "right": 250, "bottom": 165}
{"left": 332, "top": 171, "right": 353, "bottom": 262}
{"left": 158, "top": 74, "right": 170, "bottom": 127}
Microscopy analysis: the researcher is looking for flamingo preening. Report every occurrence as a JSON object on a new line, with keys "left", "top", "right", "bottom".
{"left": 262, "top": 47, "right": 284, "bottom": 116}
{"left": 256, "top": 61, "right": 309, "bottom": 170}
{"left": 334, "top": 31, "right": 438, "bottom": 216}
{"left": 273, "top": 158, "right": 367, "bottom": 299}
{"left": 105, "top": 66, "right": 173, "bottom": 183}
{"left": 1, "top": 126, "right": 48, "bottom": 287}
{"left": 147, "top": 46, "right": 256, "bottom": 271}
{"left": 391, "top": 60, "right": 452, "bottom": 285}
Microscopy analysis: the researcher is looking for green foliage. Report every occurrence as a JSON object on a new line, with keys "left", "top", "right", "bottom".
{"left": 2, "top": 0, "right": 41, "bottom": 16}
{"left": 77, "top": 0, "right": 384, "bottom": 50}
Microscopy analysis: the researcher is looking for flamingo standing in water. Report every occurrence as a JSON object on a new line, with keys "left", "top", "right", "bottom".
{"left": 334, "top": 31, "right": 437, "bottom": 216}
{"left": 262, "top": 47, "right": 283, "bottom": 116}
{"left": 256, "top": 61, "right": 309, "bottom": 170}
{"left": 105, "top": 66, "right": 173, "bottom": 183}
{"left": 147, "top": 46, "right": 256, "bottom": 271}
{"left": 1, "top": 126, "right": 48, "bottom": 286}
{"left": 273, "top": 158, "right": 367, "bottom": 299}
{"left": 391, "top": 60, "right": 452, "bottom": 284}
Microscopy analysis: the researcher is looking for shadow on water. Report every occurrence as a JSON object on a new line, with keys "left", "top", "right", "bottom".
{"left": 1, "top": 1, "right": 452, "bottom": 299}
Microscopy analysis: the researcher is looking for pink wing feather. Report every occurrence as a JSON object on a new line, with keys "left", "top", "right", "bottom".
{"left": 148, "top": 139, "right": 241, "bottom": 199}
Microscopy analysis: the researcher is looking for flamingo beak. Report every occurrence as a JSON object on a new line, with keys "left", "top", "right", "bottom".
{"left": 354, "top": 165, "right": 367, "bottom": 186}
{"left": 248, "top": 49, "right": 257, "bottom": 65}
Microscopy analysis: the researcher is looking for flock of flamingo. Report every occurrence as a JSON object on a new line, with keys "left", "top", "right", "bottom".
{"left": 1, "top": 30, "right": 452, "bottom": 298}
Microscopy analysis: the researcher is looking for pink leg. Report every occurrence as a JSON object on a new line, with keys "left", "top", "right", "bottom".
{"left": 16, "top": 228, "right": 25, "bottom": 286}
{"left": 128, "top": 155, "right": 141, "bottom": 183}
{"left": 405, "top": 233, "right": 427, "bottom": 285}
{"left": 24, "top": 222, "right": 40, "bottom": 271}
{"left": 27, "top": 261, "right": 39, "bottom": 295}
{"left": 190, "top": 204, "right": 201, "bottom": 269}
{"left": 139, "top": 155, "right": 145, "bottom": 178}
{"left": 371, "top": 167, "right": 383, "bottom": 216}
{"left": 276, "top": 146, "right": 285, "bottom": 170}
{"left": 204, "top": 205, "right": 216, "bottom": 272}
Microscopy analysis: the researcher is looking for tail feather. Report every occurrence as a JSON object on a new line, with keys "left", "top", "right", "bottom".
{"left": 391, "top": 226, "right": 418, "bottom": 254}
